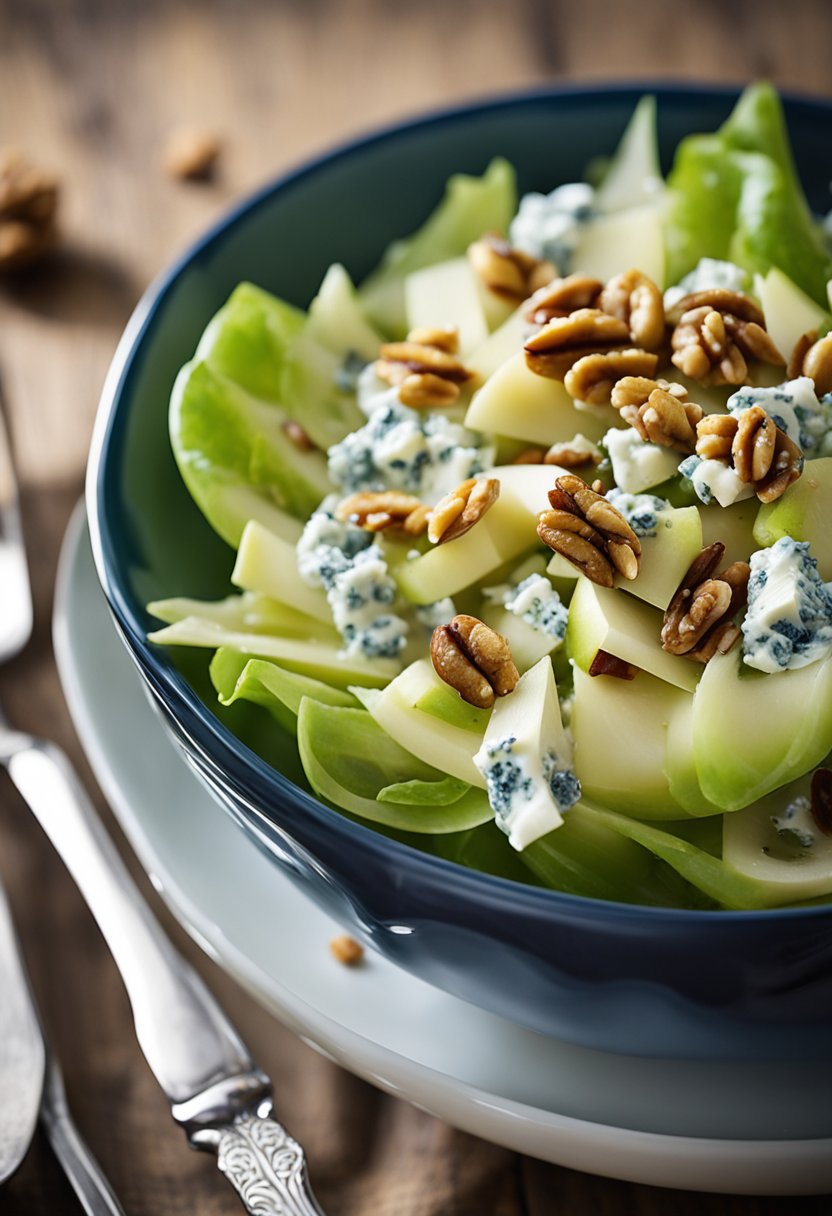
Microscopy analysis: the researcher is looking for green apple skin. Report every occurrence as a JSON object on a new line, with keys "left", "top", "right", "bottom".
{"left": 754, "top": 458, "right": 832, "bottom": 580}
{"left": 663, "top": 699, "right": 725, "bottom": 817}
{"left": 571, "top": 667, "right": 688, "bottom": 819}
{"left": 692, "top": 647, "right": 832, "bottom": 811}
{"left": 566, "top": 577, "right": 700, "bottom": 693}
{"left": 306, "top": 263, "right": 382, "bottom": 362}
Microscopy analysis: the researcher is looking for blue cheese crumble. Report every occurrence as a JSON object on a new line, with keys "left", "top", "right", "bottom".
{"left": 509, "top": 182, "right": 595, "bottom": 274}
{"left": 414, "top": 598, "right": 456, "bottom": 631}
{"left": 603, "top": 426, "right": 680, "bottom": 494}
{"left": 502, "top": 574, "right": 568, "bottom": 641}
{"left": 327, "top": 398, "right": 493, "bottom": 504}
{"left": 727, "top": 378, "right": 832, "bottom": 456}
{"left": 606, "top": 488, "right": 671, "bottom": 538}
{"left": 478, "top": 736, "right": 580, "bottom": 850}
{"left": 297, "top": 499, "right": 408, "bottom": 659}
{"left": 771, "top": 796, "right": 816, "bottom": 850}
{"left": 742, "top": 537, "right": 832, "bottom": 673}
{"left": 678, "top": 454, "right": 756, "bottom": 508}
{"left": 663, "top": 258, "right": 751, "bottom": 311}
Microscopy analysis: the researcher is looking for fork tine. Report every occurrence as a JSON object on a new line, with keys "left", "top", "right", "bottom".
{"left": 0, "top": 378, "right": 33, "bottom": 663}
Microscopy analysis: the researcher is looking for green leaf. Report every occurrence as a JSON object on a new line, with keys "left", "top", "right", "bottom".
{"left": 665, "top": 84, "right": 832, "bottom": 302}
{"left": 377, "top": 775, "right": 470, "bottom": 806}
{"left": 360, "top": 158, "right": 517, "bottom": 336}
{"left": 170, "top": 359, "right": 331, "bottom": 548}
{"left": 209, "top": 648, "right": 357, "bottom": 737}
{"left": 297, "top": 699, "right": 495, "bottom": 832}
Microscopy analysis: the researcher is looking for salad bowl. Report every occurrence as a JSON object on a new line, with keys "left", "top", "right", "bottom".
{"left": 88, "top": 84, "right": 832, "bottom": 1061}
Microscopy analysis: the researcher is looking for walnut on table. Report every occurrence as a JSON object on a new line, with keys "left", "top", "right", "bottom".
{"left": 0, "top": 147, "right": 60, "bottom": 270}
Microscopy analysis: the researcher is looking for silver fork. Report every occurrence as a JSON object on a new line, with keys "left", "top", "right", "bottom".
{"left": 0, "top": 396, "right": 325, "bottom": 1214}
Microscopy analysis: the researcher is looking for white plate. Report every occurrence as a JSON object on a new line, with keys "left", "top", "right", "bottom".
{"left": 54, "top": 507, "right": 832, "bottom": 1196}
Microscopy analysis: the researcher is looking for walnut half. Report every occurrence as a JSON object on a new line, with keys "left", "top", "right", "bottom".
{"left": 661, "top": 543, "right": 750, "bottom": 663}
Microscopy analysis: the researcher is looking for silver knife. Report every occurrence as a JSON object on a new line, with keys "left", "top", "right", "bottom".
{"left": 0, "top": 877, "right": 44, "bottom": 1184}
{"left": 0, "top": 738, "right": 325, "bottom": 1214}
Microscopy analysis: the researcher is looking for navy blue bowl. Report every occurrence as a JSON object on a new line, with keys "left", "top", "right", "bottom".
{"left": 88, "top": 84, "right": 832, "bottom": 1061}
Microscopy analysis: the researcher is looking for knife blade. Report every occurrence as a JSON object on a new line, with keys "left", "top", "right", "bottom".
{"left": 0, "top": 876, "right": 45, "bottom": 1183}
{"left": 2, "top": 734, "right": 325, "bottom": 1214}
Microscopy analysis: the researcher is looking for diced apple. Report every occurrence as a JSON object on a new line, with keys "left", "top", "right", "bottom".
{"left": 566, "top": 577, "right": 700, "bottom": 692}
{"left": 700, "top": 499, "right": 760, "bottom": 567}
{"left": 232, "top": 520, "right": 332, "bottom": 623}
{"left": 692, "top": 647, "right": 832, "bottom": 811}
{"left": 572, "top": 203, "right": 664, "bottom": 285}
{"left": 488, "top": 461, "right": 567, "bottom": 516}
{"left": 758, "top": 267, "right": 830, "bottom": 368}
{"left": 466, "top": 307, "right": 528, "bottom": 381}
{"left": 754, "top": 458, "right": 832, "bottom": 580}
{"left": 663, "top": 698, "right": 724, "bottom": 817}
{"left": 307, "top": 263, "right": 382, "bottom": 361}
{"left": 626, "top": 505, "right": 703, "bottom": 610}
{"left": 405, "top": 257, "right": 490, "bottom": 355}
{"left": 395, "top": 486, "right": 535, "bottom": 604}
{"left": 571, "top": 666, "right": 686, "bottom": 818}
{"left": 480, "top": 605, "right": 563, "bottom": 672}
{"left": 464, "top": 352, "right": 614, "bottom": 446}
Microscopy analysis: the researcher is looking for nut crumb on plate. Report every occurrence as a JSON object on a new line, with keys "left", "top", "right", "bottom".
{"left": 330, "top": 934, "right": 365, "bottom": 966}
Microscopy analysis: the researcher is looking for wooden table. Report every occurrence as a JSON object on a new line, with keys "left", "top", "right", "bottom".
{"left": 1, "top": 1, "right": 831, "bottom": 1211}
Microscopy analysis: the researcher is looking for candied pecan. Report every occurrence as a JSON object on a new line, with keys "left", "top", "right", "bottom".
{"left": 398, "top": 373, "right": 461, "bottom": 408}
{"left": 407, "top": 325, "right": 460, "bottom": 354}
{"left": 468, "top": 233, "right": 555, "bottom": 302}
{"left": 163, "top": 126, "right": 221, "bottom": 180}
{"left": 537, "top": 473, "right": 641, "bottom": 585}
{"left": 694, "top": 408, "right": 803, "bottom": 502}
{"left": 427, "top": 477, "right": 500, "bottom": 545}
{"left": 524, "top": 308, "right": 631, "bottom": 381}
{"left": 611, "top": 376, "right": 703, "bottom": 452}
{"left": 524, "top": 273, "right": 603, "bottom": 325}
{"left": 564, "top": 348, "right": 658, "bottom": 405}
{"left": 0, "top": 147, "right": 59, "bottom": 270}
{"left": 599, "top": 269, "right": 665, "bottom": 350}
{"left": 811, "top": 769, "right": 832, "bottom": 837}
{"left": 661, "top": 543, "right": 750, "bottom": 662}
{"left": 588, "top": 650, "right": 637, "bottom": 680}
{"left": 668, "top": 289, "right": 784, "bottom": 386}
{"left": 282, "top": 420, "right": 316, "bottom": 451}
{"left": 330, "top": 934, "right": 364, "bottom": 966}
{"left": 430, "top": 614, "right": 519, "bottom": 708}
{"left": 375, "top": 329, "right": 474, "bottom": 406}
{"left": 788, "top": 331, "right": 832, "bottom": 397}
{"left": 511, "top": 447, "right": 546, "bottom": 465}
{"left": 336, "top": 490, "right": 429, "bottom": 536}
{"left": 544, "top": 437, "right": 602, "bottom": 467}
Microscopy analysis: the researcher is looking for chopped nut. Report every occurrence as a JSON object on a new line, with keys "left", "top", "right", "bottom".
{"left": 336, "top": 490, "right": 429, "bottom": 536}
{"left": 427, "top": 477, "right": 500, "bottom": 545}
{"left": 524, "top": 274, "right": 603, "bottom": 326}
{"left": 661, "top": 543, "right": 750, "bottom": 662}
{"left": 406, "top": 325, "right": 460, "bottom": 354}
{"left": 694, "top": 408, "right": 803, "bottom": 502}
{"left": 430, "top": 614, "right": 518, "bottom": 709}
{"left": 668, "top": 290, "right": 784, "bottom": 386}
{"left": 788, "top": 331, "right": 832, "bottom": 396}
{"left": 163, "top": 126, "right": 222, "bottom": 180}
{"left": 810, "top": 769, "right": 832, "bottom": 837}
{"left": 599, "top": 269, "right": 665, "bottom": 350}
{"left": 398, "top": 373, "right": 461, "bottom": 408}
{"left": 468, "top": 232, "right": 555, "bottom": 301}
{"left": 588, "top": 650, "right": 637, "bottom": 680}
{"left": 511, "top": 447, "right": 546, "bottom": 465}
{"left": 564, "top": 348, "right": 658, "bottom": 405}
{"left": 544, "top": 437, "right": 602, "bottom": 467}
{"left": 0, "top": 147, "right": 59, "bottom": 270}
{"left": 537, "top": 474, "right": 641, "bottom": 585}
{"left": 330, "top": 934, "right": 365, "bottom": 966}
{"left": 282, "top": 420, "right": 316, "bottom": 451}
{"left": 524, "top": 308, "right": 631, "bottom": 381}
{"left": 611, "top": 376, "right": 704, "bottom": 452}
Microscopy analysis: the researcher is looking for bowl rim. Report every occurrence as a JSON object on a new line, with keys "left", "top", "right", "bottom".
{"left": 87, "top": 79, "right": 832, "bottom": 925}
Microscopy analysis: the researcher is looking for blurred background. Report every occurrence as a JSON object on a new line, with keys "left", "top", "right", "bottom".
{"left": 1, "top": 2, "right": 831, "bottom": 1213}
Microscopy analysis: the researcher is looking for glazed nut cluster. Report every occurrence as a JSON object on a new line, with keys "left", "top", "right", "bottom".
{"left": 695, "top": 406, "right": 803, "bottom": 503}
{"left": 667, "top": 289, "right": 784, "bottom": 386}
{"left": 335, "top": 490, "right": 431, "bottom": 536}
{"left": 375, "top": 326, "right": 475, "bottom": 408}
{"left": 789, "top": 331, "right": 832, "bottom": 397}
{"left": 426, "top": 477, "right": 500, "bottom": 545}
{"left": 0, "top": 147, "right": 60, "bottom": 270}
{"left": 430, "top": 614, "right": 519, "bottom": 709}
{"left": 611, "top": 377, "right": 704, "bottom": 453}
{"left": 661, "top": 543, "right": 751, "bottom": 663}
{"left": 536, "top": 474, "right": 641, "bottom": 587}
{"left": 467, "top": 232, "right": 555, "bottom": 303}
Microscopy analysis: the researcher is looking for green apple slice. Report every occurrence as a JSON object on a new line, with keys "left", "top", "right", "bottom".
{"left": 566, "top": 577, "right": 700, "bottom": 692}
{"left": 663, "top": 698, "right": 724, "bottom": 817}
{"left": 571, "top": 666, "right": 686, "bottom": 818}
{"left": 480, "top": 605, "right": 563, "bottom": 672}
{"left": 232, "top": 520, "right": 332, "bottom": 623}
{"left": 722, "top": 770, "right": 832, "bottom": 903}
{"left": 404, "top": 257, "right": 489, "bottom": 354}
{"left": 572, "top": 203, "right": 664, "bottom": 285}
{"left": 464, "top": 351, "right": 613, "bottom": 446}
{"left": 466, "top": 307, "right": 528, "bottom": 380}
{"left": 700, "top": 499, "right": 760, "bottom": 567}
{"left": 594, "top": 95, "right": 663, "bottom": 214}
{"left": 306, "top": 263, "right": 382, "bottom": 362}
{"left": 754, "top": 457, "right": 832, "bottom": 580}
{"left": 625, "top": 504, "right": 703, "bottom": 610}
{"left": 395, "top": 486, "right": 534, "bottom": 604}
{"left": 692, "top": 647, "right": 832, "bottom": 811}
{"left": 758, "top": 267, "right": 830, "bottom": 368}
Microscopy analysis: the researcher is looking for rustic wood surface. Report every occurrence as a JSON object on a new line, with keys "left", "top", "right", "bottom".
{"left": 1, "top": 1, "right": 831, "bottom": 1212}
